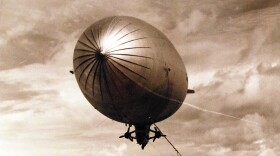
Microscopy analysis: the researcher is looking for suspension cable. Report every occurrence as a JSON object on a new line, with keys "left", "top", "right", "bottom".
{"left": 154, "top": 123, "right": 182, "bottom": 156}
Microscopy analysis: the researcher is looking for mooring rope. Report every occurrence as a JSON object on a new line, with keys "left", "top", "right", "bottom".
{"left": 154, "top": 123, "right": 182, "bottom": 156}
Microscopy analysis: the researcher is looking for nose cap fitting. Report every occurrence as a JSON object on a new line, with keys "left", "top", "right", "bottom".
{"left": 95, "top": 49, "right": 108, "bottom": 61}
{"left": 100, "top": 50, "right": 106, "bottom": 55}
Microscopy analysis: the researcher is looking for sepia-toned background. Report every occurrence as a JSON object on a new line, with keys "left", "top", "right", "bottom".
{"left": 0, "top": 0, "right": 279, "bottom": 155}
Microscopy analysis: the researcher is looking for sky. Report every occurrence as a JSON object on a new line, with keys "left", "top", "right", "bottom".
{"left": 0, "top": 0, "right": 280, "bottom": 155}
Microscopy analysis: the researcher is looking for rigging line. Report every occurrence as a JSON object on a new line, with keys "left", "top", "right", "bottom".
{"left": 183, "top": 102, "right": 259, "bottom": 126}
{"left": 144, "top": 82, "right": 259, "bottom": 126}
{"left": 117, "top": 74, "right": 260, "bottom": 126}
{"left": 80, "top": 58, "right": 258, "bottom": 127}
{"left": 153, "top": 124, "right": 182, "bottom": 156}
{"left": 87, "top": 56, "right": 259, "bottom": 126}
{"left": 94, "top": 118, "right": 107, "bottom": 129}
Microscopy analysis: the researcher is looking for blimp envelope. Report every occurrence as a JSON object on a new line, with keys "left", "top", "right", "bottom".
{"left": 73, "top": 16, "right": 189, "bottom": 126}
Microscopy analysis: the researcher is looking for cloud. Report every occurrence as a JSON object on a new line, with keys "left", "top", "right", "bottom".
{"left": 1, "top": 0, "right": 280, "bottom": 155}
{"left": 0, "top": 81, "right": 41, "bottom": 102}
{"left": 207, "top": 146, "right": 232, "bottom": 156}
{"left": 99, "top": 143, "right": 127, "bottom": 156}
{"left": 177, "top": 10, "right": 217, "bottom": 35}
{"left": 168, "top": 61, "right": 280, "bottom": 153}
{"left": 180, "top": 4, "right": 280, "bottom": 72}
{"left": 257, "top": 62, "right": 280, "bottom": 76}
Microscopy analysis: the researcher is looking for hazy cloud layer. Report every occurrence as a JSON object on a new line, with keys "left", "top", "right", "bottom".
{"left": 0, "top": 0, "right": 280, "bottom": 155}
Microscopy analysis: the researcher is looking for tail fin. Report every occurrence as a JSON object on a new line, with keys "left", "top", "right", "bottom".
{"left": 187, "top": 89, "right": 195, "bottom": 94}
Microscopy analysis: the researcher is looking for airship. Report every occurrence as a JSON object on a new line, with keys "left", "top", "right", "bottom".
{"left": 72, "top": 16, "right": 194, "bottom": 149}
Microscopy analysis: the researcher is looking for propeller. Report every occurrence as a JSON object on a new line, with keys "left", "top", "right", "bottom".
{"left": 150, "top": 127, "right": 166, "bottom": 142}
{"left": 119, "top": 126, "right": 134, "bottom": 142}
